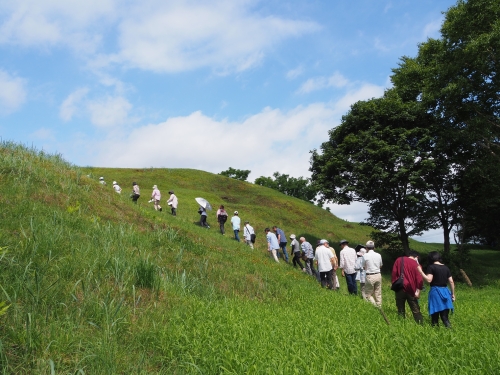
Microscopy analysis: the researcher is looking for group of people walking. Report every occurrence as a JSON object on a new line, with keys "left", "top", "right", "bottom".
{"left": 99, "top": 175, "right": 455, "bottom": 327}
{"left": 98, "top": 177, "right": 178, "bottom": 215}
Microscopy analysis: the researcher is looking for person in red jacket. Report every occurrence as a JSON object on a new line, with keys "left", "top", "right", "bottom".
{"left": 391, "top": 250, "right": 424, "bottom": 324}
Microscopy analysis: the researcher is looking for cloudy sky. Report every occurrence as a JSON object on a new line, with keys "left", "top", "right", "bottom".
{"left": 0, "top": 0, "right": 456, "bottom": 242}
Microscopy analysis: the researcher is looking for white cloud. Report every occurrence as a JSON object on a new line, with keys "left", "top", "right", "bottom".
{"left": 0, "top": 0, "right": 115, "bottom": 53}
{"left": 332, "top": 83, "right": 385, "bottom": 114}
{"left": 0, "top": 69, "right": 27, "bottom": 114}
{"left": 286, "top": 66, "right": 304, "bottom": 80}
{"left": 111, "top": 0, "right": 320, "bottom": 73}
{"left": 422, "top": 18, "right": 443, "bottom": 40}
{"left": 59, "top": 87, "right": 89, "bottom": 121}
{"left": 87, "top": 96, "right": 133, "bottom": 127}
{"left": 30, "top": 127, "right": 55, "bottom": 140}
{"left": 297, "top": 72, "right": 349, "bottom": 94}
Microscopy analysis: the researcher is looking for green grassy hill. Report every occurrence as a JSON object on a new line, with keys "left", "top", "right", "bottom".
{"left": 1, "top": 142, "right": 499, "bottom": 374}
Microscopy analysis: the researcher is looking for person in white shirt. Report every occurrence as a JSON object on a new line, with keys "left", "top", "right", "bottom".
{"left": 112, "top": 181, "right": 122, "bottom": 194}
{"left": 339, "top": 239, "right": 358, "bottom": 295}
{"left": 355, "top": 247, "right": 367, "bottom": 298}
{"left": 167, "top": 190, "right": 178, "bottom": 216}
{"left": 361, "top": 240, "right": 383, "bottom": 307}
{"left": 151, "top": 185, "right": 162, "bottom": 211}
{"left": 314, "top": 239, "right": 336, "bottom": 289}
{"left": 99, "top": 177, "right": 106, "bottom": 185}
{"left": 243, "top": 221, "right": 255, "bottom": 249}
{"left": 131, "top": 182, "right": 140, "bottom": 204}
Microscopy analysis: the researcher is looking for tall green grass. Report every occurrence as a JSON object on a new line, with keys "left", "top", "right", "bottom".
{"left": 0, "top": 141, "right": 499, "bottom": 374}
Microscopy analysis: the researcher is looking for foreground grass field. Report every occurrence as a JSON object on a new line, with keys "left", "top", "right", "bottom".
{"left": 1, "top": 142, "right": 499, "bottom": 374}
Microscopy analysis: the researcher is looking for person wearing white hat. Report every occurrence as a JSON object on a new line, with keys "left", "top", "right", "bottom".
{"left": 230, "top": 211, "right": 240, "bottom": 241}
{"left": 314, "top": 239, "right": 336, "bottom": 289}
{"left": 290, "top": 234, "right": 306, "bottom": 272}
{"left": 151, "top": 185, "right": 162, "bottom": 211}
{"left": 361, "top": 240, "right": 383, "bottom": 307}
{"left": 112, "top": 181, "right": 122, "bottom": 194}
{"left": 99, "top": 176, "right": 106, "bottom": 185}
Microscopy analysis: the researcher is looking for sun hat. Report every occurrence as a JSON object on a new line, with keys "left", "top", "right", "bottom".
{"left": 319, "top": 239, "right": 329, "bottom": 245}
{"left": 99, "top": 177, "right": 104, "bottom": 180}
{"left": 113, "top": 181, "right": 117, "bottom": 184}
{"left": 153, "top": 185, "right": 157, "bottom": 189}
{"left": 234, "top": 211, "right": 238, "bottom": 215}
{"left": 290, "top": 234, "right": 296, "bottom": 239}
{"left": 357, "top": 248, "right": 366, "bottom": 256}
{"left": 365, "top": 240, "right": 375, "bottom": 248}
{"left": 339, "top": 239, "right": 348, "bottom": 245}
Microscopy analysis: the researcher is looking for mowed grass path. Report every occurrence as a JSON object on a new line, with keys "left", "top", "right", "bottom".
{"left": 0, "top": 142, "right": 499, "bottom": 374}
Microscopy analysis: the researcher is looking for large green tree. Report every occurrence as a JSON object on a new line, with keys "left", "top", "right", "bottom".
{"left": 310, "top": 90, "right": 437, "bottom": 254}
{"left": 254, "top": 172, "right": 317, "bottom": 203}
{"left": 391, "top": 0, "right": 500, "bottom": 248}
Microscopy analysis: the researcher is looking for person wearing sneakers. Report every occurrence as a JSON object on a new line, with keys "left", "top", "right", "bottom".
{"left": 314, "top": 239, "right": 336, "bottom": 289}
{"left": 361, "top": 240, "right": 383, "bottom": 307}
{"left": 151, "top": 185, "right": 162, "bottom": 211}
{"left": 290, "top": 234, "right": 306, "bottom": 272}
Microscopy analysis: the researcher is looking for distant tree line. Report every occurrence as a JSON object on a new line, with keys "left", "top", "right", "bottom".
{"left": 310, "top": 0, "right": 500, "bottom": 254}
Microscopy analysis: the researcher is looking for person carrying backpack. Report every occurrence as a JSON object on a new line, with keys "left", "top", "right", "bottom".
{"left": 216, "top": 205, "right": 228, "bottom": 235}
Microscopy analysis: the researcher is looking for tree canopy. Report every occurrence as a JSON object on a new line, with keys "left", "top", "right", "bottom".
{"left": 219, "top": 167, "right": 251, "bottom": 181}
{"left": 254, "top": 172, "right": 317, "bottom": 203}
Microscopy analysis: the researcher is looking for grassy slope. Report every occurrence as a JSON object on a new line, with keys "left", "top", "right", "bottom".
{"left": 1, "top": 142, "right": 499, "bottom": 374}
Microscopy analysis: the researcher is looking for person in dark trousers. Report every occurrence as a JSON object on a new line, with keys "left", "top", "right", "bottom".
{"left": 216, "top": 205, "right": 228, "bottom": 235}
{"left": 290, "top": 234, "right": 306, "bottom": 272}
{"left": 339, "top": 239, "right": 358, "bottom": 295}
{"left": 131, "top": 182, "right": 140, "bottom": 204}
{"left": 300, "top": 237, "right": 318, "bottom": 278}
{"left": 167, "top": 190, "right": 178, "bottom": 216}
{"left": 417, "top": 251, "right": 455, "bottom": 327}
{"left": 391, "top": 250, "right": 424, "bottom": 324}
{"left": 199, "top": 206, "right": 209, "bottom": 228}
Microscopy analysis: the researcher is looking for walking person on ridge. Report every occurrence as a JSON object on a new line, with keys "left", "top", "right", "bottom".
{"left": 231, "top": 211, "right": 241, "bottom": 241}
{"left": 361, "top": 240, "right": 383, "bottom": 307}
{"left": 290, "top": 234, "right": 306, "bottom": 272}
{"left": 339, "top": 239, "right": 358, "bottom": 295}
{"left": 151, "top": 185, "right": 162, "bottom": 211}
{"left": 216, "top": 205, "right": 228, "bottom": 235}
{"left": 167, "top": 190, "right": 178, "bottom": 216}
{"left": 243, "top": 221, "right": 255, "bottom": 249}
{"left": 131, "top": 182, "right": 140, "bottom": 204}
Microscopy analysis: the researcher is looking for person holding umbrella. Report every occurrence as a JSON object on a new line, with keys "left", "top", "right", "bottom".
{"left": 195, "top": 197, "right": 212, "bottom": 229}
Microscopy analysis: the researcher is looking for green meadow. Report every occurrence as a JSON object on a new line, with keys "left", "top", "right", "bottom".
{"left": 1, "top": 142, "right": 499, "bottom": 374}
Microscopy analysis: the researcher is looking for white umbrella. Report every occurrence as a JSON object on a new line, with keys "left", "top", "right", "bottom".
{"left": 195, "top": 197, "right": 212, "bottom": 210}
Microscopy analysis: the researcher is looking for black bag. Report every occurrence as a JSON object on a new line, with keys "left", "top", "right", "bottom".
{"left": 250, "top": 233, "right": 256, "bottom": 243}
{"left": 198, "top": 208, "right": 203, "bottom": 215}
{"left": 391, "top": 257, "right": 405, "bottom": 292}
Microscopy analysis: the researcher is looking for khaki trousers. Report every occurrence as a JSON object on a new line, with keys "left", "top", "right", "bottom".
{"left": 364, "top": 273, "right": 382, "bottom": 307}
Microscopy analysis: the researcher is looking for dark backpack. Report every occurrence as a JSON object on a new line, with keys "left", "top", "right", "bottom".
{"left": 218, "top": 213, "right": 228, "bottom": 223}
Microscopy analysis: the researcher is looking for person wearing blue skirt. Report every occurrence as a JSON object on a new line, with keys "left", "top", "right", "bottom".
{"left": 417, "top": 251, "right": 455, "bottom": 327}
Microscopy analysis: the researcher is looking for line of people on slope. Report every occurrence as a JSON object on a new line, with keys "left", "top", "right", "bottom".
{"left": 262, "top": 228, "right": 456, "bottom": 328}
{"left": 98, "top": 177, "right": 178, "bottom": 215}
{"left": 100, "top": 176, "right": 455, "bottom": 327}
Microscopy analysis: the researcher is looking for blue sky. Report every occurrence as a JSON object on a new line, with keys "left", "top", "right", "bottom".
{"left": 0, "top": 0, "right": 457, "bottom": 242}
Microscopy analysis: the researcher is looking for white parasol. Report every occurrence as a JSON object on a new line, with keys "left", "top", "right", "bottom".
{"left": 195, "top": 197, "right": 212, "bottom": 210}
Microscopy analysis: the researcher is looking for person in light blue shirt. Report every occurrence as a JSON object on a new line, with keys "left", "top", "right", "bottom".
{"left": 265, "top": 228, "right": 280, "bottom": 262}
{"left": 230, "top": 211, "right": 241, "bottom": 242}
{"left": 273, "top": 226, "right": 289, "bottom": 262}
